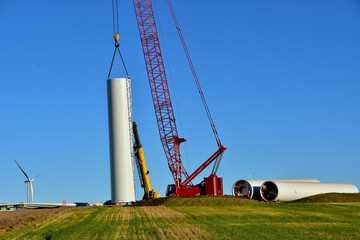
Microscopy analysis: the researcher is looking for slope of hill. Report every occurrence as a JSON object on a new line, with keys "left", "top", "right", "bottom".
{"left": 1, "top": 196, "right": 360, "bottom": 239}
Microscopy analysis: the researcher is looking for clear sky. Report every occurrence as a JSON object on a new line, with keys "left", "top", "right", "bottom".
{"left": 1, "top": 0, "right": 359, "bottom": 203}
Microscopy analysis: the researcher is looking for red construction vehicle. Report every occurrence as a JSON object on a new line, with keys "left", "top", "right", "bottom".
{"left": 132, "top": 0, "right": 226, "bottom": 196}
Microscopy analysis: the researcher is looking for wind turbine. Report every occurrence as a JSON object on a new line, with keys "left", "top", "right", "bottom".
{"left": 14, "top": 159, "right": 45, "bottom": 203}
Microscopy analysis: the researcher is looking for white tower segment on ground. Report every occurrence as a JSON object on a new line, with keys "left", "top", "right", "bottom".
{"left": 232, "top": 178, "right": 320, "bottom": 200}
{"left": 107, "top": 78, "right": 135, "bottom": 204}
{"left": 260, "top": 181, "right": 359, "bottom": 202}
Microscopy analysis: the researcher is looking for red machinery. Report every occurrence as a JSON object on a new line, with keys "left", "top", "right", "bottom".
{"left": 133, "top": 0, "right": 226, "bottom": 196}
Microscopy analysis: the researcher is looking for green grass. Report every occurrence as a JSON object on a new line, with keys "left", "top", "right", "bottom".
{"left": 170, "top": 203, "right": 360, "bottom": 240}
{"left": 294, "top": 193, "right": 360, "bottom": 203}
{"left": 133, "top": 195, "right": 260, "bottom": 206}
{"left": 2, "top": 197, "right": 360, "bottom": 240}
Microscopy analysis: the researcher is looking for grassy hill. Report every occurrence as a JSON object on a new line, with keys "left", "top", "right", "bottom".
{"left": 132, "top": 195, "right": 260, "bottom": 206}
{"left": 1, "top": 195, "right": 360, "bottom": 240}
{"left": 294, "top": 193, "right": 360, "bottom": 203}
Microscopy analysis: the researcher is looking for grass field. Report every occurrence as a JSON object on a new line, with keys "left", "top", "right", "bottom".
{"left": 1, "top": 196, "right": 360, "bottom": 240}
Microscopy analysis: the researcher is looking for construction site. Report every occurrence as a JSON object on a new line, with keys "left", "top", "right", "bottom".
{"left": 1, "top": 0, "right": 360, "bottom": 239}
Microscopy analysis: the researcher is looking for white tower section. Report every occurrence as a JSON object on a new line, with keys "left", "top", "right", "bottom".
{"left": 107, "top": 78, "right": 135, "bottom": 204}
{"left": 260, "top": 181, "right": 359, "bottom": 202}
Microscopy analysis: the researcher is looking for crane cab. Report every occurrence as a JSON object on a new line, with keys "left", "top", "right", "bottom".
{"left": 166, "top": 184, "right": 176, "bottom": 197}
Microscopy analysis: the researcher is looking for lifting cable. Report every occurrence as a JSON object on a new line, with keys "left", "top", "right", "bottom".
{"left": 108, "top": 0, "right": 129, "bottom": 79}
{"left": 166, "top": 0, "right": 223, "bottom": 148}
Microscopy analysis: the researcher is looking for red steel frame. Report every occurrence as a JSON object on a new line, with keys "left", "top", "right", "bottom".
{"left": 133, "top": 0, "right": 226, "bottom": 189}
{"left": 133, "top": 0, "right": 189, "bottom": 187}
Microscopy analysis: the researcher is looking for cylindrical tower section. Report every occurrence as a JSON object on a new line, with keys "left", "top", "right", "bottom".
{"left": 107, "top": 78, "right": 135, "bottom": 204}
{"left": 260, "top": 181, "right": 359, "bottom": 202}
{"left": 232, "top": 178, "right": 320, "bottom": 200}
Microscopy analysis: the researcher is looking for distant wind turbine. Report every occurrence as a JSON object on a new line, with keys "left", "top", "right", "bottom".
{"left": 14, "top": 159, "right": 45, "bottom": 203}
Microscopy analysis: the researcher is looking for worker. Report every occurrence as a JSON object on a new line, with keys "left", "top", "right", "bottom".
{"left": 247, "top": 191, "right": 251, "bottom": 198}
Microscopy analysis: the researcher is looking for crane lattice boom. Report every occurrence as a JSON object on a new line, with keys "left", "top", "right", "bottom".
{"left": 133, "top": 0, "right": 189, "bottom": 187}
{"left": 133, "top": 0, "right": 226, "bottom": 190}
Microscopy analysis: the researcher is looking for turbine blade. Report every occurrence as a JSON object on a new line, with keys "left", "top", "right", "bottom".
{"left": 14, "top": 159, "right": 30, "bottom": 180}
{"left": 32, "top": 171, "right": 46, "bottom": 181}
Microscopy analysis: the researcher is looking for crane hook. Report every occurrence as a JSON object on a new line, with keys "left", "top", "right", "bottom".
{"left": 114, "top": 33, "right": 120, "bottom": 47}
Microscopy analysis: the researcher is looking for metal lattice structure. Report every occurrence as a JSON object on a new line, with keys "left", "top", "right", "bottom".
{"left": 133, "top": 0, "right": 226, "bottom": 189}
{"left": 133, "top": 0, "right": 189, "bottom": 187}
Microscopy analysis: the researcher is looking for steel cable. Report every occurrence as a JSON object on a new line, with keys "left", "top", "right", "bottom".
{"left": 108, "top": 0, "right": 130, "bottom": 78}
{"left": 107, "top": 48, "right": 117, "bottom": 79}
{"left": 112, "top": 0, "right": 116, "bottom": 34}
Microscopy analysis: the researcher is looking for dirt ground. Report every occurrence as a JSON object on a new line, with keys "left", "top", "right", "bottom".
{"left": 0, "top": 208, "right": 69, "bottom": 234}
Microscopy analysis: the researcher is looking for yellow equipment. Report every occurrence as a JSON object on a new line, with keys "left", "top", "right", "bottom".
{"left": 133, "top": 122, "right": 160, "bottom": 199}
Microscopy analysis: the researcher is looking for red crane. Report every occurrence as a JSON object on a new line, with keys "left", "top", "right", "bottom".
{"left": 133, "top": 0, "right": 226, "bottom": 196}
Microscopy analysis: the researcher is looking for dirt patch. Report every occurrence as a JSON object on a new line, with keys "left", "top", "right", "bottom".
{"left": 132, "top": 198, "right": 167, "bottom": 206}
{"left": 0, "top": 207, "right": 72, "bottom": 235}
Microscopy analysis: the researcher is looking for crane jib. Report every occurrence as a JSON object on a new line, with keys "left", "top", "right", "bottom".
{"left": 181, "top": 146, "right": 227, "bottom": 187}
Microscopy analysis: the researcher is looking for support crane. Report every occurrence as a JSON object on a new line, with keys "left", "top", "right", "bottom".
{"left": 133, "top": 0, "right": 226, "bottom": 196}
{"left": 133, "top": 122, "right": 160, "bottom": 199}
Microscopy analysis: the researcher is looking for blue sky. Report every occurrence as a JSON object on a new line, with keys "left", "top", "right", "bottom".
{"left": 1, "top": 0, "right": 359, "bottom": 203}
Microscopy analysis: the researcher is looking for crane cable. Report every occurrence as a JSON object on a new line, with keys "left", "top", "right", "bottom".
{"left": 108, "top": 0, "right": 129, "bottom": 79}
{"left": 166, "top": 0, "right": 222, "bottom": 148}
